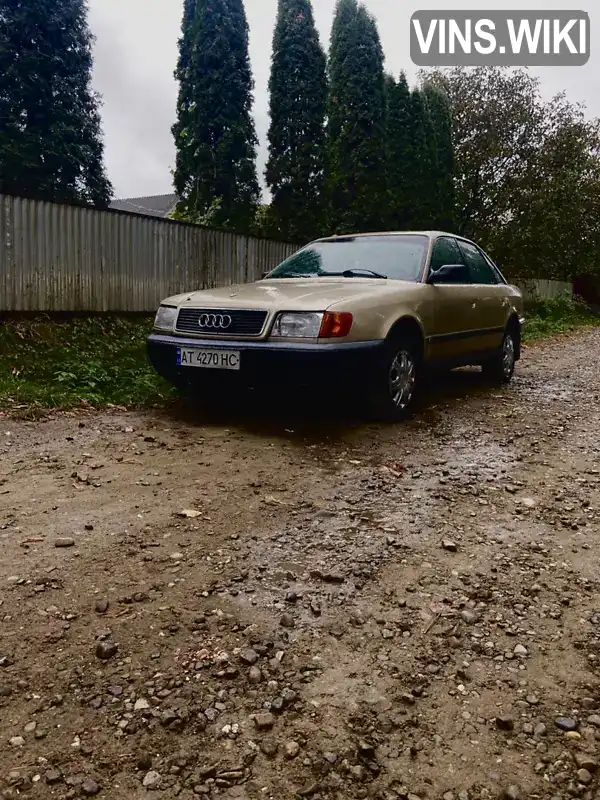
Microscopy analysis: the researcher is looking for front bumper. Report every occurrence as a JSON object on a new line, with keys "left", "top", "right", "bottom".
{"left": 147, "top": 333, "right": 386, "bottom": 390}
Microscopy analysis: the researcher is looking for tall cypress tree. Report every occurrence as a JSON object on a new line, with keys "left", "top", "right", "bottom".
{"left": 0, "top": 0, "right": 112, "bottom": 207}
{"left": 386, "top": 72, "right": 412, "bottom": 230}
{"left": 423, "top": 83, "right": 455, "bottom": 230}
{"left": 172, "top": 0, "right": 260, "bottom": 233}
{"left": 404, "top": 88, "right": 436, "bottom": 229}
{"left": 384, "top": 74, "right": 395, "bottom": 104}
{"left": 171, "top": 0, "right": 196, "bottom": 208}
{"left": 265, "top": 0, "right": 327, "bottom": 243}
{"left": 421, "top": 91, "right": 440, "bottom": 225}
{"left": 326, "top": 0, "right": 388, "bottom": 233}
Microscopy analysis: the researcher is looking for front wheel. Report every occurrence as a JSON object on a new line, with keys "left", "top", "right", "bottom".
{"left": 482, "top": 328, "right": 517, "bottom": 384}
{"left": 367, "top": 339, "right": 421, "bottom": 422}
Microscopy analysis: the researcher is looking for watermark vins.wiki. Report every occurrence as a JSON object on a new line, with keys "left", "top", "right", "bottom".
{"left": 410, "top": 11, "right": 590, "bottom": 66}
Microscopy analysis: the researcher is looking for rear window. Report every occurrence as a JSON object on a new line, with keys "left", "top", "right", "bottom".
{"left": 267, "top": 235, "right": 430, "bottom": 282}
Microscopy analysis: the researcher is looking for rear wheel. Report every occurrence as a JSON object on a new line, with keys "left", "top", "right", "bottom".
{"left": 368, "top": 337, "right": 421, "bottom": 421}
{"left": 482, "top": 327, "right": 517, "bottom": 384}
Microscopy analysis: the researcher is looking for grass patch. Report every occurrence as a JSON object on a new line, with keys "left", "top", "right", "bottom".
{"left": 0, "top": 316, "right": 174, "bottom": 413}
{"left": 522, "top": 293, "right": 599, "bottom": 342}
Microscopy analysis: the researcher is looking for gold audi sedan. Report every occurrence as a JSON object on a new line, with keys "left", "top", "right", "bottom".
{"left": 148, "top": 231, "right": 524, "bottom": 420}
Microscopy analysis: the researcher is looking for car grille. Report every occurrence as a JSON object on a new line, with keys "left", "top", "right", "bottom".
{"left": 176, "top": 308, "right": 268, "bottom": 336}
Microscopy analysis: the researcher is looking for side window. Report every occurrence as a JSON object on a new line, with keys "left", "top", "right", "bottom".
{"left": 480, "top": 248, "right": 507, "bottom": 284}
{"left": 458, "top": 241, "right": 498, "bottom": 285}
{"left": 429, "top": 237, "right": 469, "bottom": 284}
{"left": 430, "top": 237, "right": 464, "bottom": 271}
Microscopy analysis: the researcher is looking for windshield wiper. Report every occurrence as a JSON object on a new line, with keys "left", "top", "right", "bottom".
{"left": 273, "top": 269, "right": 388, "bottom": 279}
{"left": 340, "top": 269, "right": 388, "bottom": 279}
{"left": 270, "top": 273, "right": 317, "bottom": 278}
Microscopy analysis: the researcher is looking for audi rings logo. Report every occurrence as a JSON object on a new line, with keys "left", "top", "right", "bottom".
{"left": 198, "top": 313, "right": 232, "bottom": 329}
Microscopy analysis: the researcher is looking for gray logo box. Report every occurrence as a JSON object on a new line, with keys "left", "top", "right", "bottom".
{"left": 410, "top": 10, "right": 590, "bottom": 66}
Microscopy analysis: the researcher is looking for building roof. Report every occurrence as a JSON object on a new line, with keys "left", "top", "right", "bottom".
{"left": 109, "top": 194, "right": 178, "bottom": 218}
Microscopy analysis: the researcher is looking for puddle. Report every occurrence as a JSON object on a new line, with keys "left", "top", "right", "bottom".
{"left": 442, "top": 438, "right": 515, "bottom": 477}
{"left": 271, "top": 560, "right": 307, "bottom": 580}
{"left": 520, "top": 380, "right": 575, "bottom": 404}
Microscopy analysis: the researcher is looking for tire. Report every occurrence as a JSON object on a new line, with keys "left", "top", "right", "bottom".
{"left": 482, "top": 327, "right": 517, "bottom": 384}
{"left": 367, "top": 337, "right": 421, "bottom": 422}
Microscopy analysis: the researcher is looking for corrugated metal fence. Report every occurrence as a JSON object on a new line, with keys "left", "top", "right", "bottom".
{"left": 0, "top": 194, "right": 298, "bottom": 312}
{"left": 0, "top": 193, "right": 575, "bottom": 312}
{"left": 520, "top": 278, "right": 573, "bottom": 300}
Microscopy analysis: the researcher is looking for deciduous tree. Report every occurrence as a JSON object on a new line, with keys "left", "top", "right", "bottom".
{"left": 424, "top": 66, "right": 600, "bottom": 281}
{"left": 423, "top": 67, "right": 545, "bottom": 240}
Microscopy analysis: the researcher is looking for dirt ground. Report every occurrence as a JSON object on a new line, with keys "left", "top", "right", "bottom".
{"left": 2, "top": 330, "right": 600, "bottom": 800}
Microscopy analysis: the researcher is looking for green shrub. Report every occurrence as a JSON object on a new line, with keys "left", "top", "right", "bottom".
{"left": 523, "top": 292, "right": 598, "bottom": 340}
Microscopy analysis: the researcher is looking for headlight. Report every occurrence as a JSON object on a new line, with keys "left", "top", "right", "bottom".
{"left": 154, "top": 305, "right": 178, "bottom": 331}
{"left": 272, "top": 312, "right": 323, "bottom": 338}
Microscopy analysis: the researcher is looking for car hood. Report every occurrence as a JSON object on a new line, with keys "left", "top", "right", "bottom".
{"left": 165, "top": 278, "right": 413, "bottom": 311}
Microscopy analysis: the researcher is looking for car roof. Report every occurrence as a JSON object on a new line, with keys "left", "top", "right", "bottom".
{"left": 314, "top": 231, "right": 457, "bottom": 242}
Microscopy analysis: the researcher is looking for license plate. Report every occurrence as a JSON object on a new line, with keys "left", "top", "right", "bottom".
{"left": 176, "top": 348, "right": 241, "bottom": 371}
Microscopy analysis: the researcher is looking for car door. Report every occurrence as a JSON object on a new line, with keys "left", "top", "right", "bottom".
{"left": 425, "top": 236, "right": 485, "bottom": 363}
{"left": 456, "top": 239, "right": 508, "bottom": 354}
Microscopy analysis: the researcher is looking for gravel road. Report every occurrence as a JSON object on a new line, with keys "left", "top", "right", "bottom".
{"left": 1, "top": 330, "right": 600, "bottom": 800}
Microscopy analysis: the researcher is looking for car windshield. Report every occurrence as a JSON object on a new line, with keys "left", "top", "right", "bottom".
{"left": 266, "top": 235, "right": 430, "bottom": 281}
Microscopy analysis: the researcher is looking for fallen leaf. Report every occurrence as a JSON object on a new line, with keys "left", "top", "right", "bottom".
{"left": 520, "top": 497, "right": 537, "bottom": 508}
{"left": 177, "top": 509, "right": 201, "bottom": 519}
{"left": 379, "top": 465, "right": 403, "bottom": 477}
{"left": 262, "top": 495, "right": 290, "bottom": 506}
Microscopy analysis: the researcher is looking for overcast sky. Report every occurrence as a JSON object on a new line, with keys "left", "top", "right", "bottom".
{"left": 87, "top": 0, "right": 599, "bottom": 200}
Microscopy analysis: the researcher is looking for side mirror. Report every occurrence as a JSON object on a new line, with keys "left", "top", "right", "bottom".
{"left": 427, "top": 264, "right": 468, "bottom": 284}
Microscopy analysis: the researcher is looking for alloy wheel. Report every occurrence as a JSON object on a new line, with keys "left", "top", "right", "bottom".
{"left": 389, "top": 350, "right": 416, "bottom": 409}
{"left": 502, "top": 334, "right": 516, "bottom": 379}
